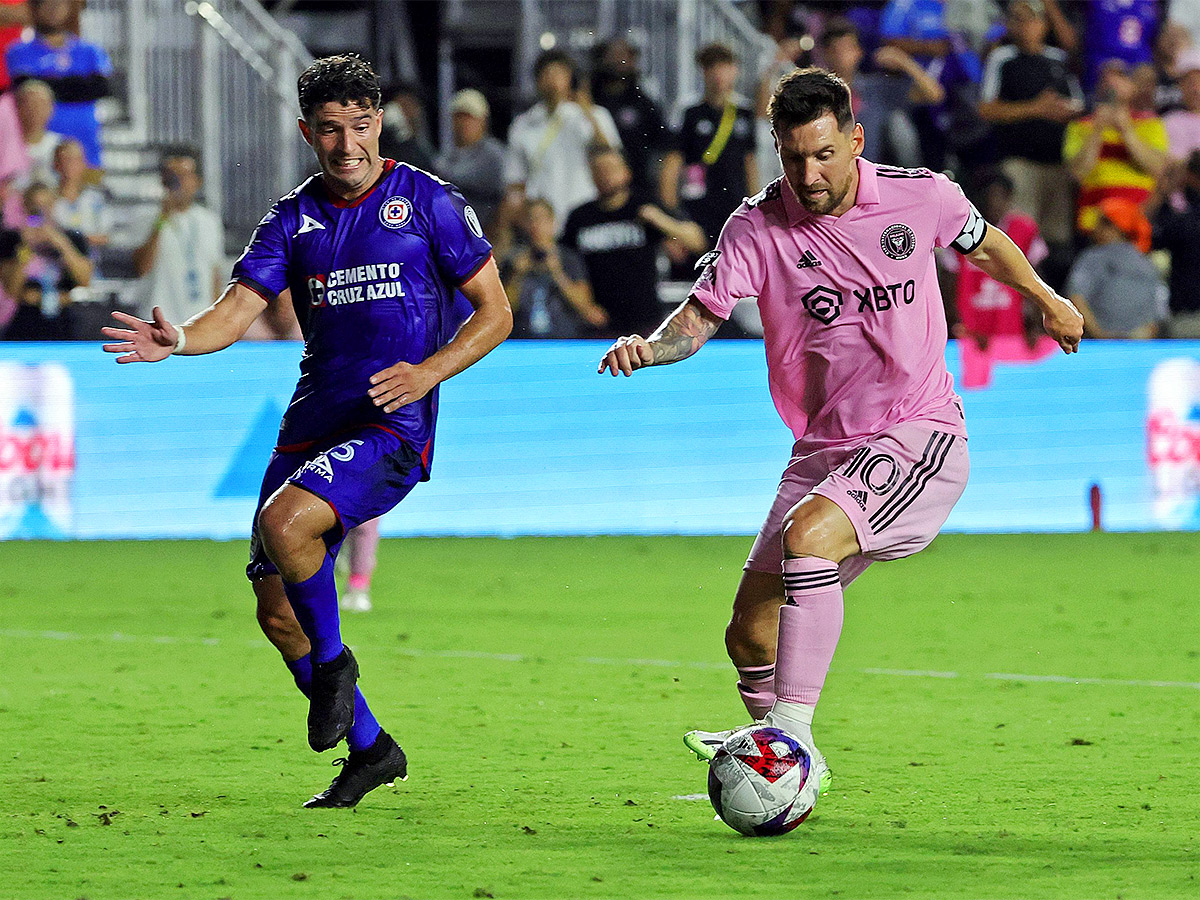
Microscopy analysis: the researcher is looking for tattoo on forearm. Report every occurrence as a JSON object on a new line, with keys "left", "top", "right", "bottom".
{"left": 648, "top": 302, "right": 720, "bottom": 365}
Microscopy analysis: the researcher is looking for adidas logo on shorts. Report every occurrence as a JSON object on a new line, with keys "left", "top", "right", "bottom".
{"left": 847, "top": 489, "right": 868, "bottom": 511}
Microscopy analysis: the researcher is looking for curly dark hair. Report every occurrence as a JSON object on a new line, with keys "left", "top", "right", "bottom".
{"left": 297, "top": 54, "right": 382, "bottom": 119}
{"left": 767, "top": 67, "right": 854, "bottom": 134}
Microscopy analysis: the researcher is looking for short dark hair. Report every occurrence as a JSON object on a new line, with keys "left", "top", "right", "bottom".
{"left": 159, "top": 143, "right": 201, "bottom": 172}
{"left": 768, "top": 67, "right": 854, "bottom": 134}
{"left": 695, "top": 42, "right": 736, "bottom": 69}
{"left": 297, "top": 54, "right": 382, "bottom": 119}
{"left": 533, "top": 49, "right": 575, "bottom": 80}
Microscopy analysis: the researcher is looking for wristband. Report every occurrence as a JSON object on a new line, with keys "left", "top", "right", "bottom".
{"left": 173, "top": 327, "right": 186, "bottom": 354}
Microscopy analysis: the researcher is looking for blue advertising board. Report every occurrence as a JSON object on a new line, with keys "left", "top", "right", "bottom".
{"left": 1, "top": 340, "right": 1197, "bottom": 539}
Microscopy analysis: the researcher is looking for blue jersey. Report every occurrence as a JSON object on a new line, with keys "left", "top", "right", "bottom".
{"left": 231, "top": 160, "right": 493, "bottom": 475}
{"left": 1085, "top": 0, "right": 1160, "bottom": 85}
{"left": 5, "top": 35, "right": 112, "bottom": 167}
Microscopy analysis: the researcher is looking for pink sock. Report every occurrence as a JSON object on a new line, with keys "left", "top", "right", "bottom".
{"left": 347, "top": 518, "right": 379, "bottom": 583}
{"left": 735, "top": 664, "right": 776, "bottom": 720}
{"left": 775, "top": 557, "right": 844, "bottom": 706}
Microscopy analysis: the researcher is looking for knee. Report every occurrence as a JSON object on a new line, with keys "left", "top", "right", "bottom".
{"left": 257, "top": 496, "right": 319, "bottom": 568}
{"left": 781, "top": 497, "right": 854, "bottom": 559}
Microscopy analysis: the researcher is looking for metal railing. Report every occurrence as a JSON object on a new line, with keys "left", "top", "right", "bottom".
{"left": 82, "top": 0, "right": 313, "bottom": 247}
{"left": 518, "top": 0, "right": 774, "bottom": 109}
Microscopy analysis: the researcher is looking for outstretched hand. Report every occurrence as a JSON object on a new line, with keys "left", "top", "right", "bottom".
{"left": 101, "top": 307, "right": 178, "bottom": 363}
{"left": 598, "top": 335, "right": 652, "bottom": 376}
{"left": 1043, "top": 295, "right": 1084, "bottom": 354}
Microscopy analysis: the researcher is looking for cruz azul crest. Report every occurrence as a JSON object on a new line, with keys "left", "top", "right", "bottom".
{"left": 379, "top": 196, "right": 413, "bottom": 229}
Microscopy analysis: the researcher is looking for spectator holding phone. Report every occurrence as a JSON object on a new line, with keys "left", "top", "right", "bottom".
{"left": 132, "top": 145, "right": 225, "bottom": 325}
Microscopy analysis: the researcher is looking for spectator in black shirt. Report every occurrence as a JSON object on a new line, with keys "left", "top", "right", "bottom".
{"left": 1151, "top": 149, "right": 1200, "bottom": 336}
{"left": 591, "top": 38, "right": 671, "bottom": 197}
{"left": 563, "top": 147, "right": 707, "bottom": 337}
{"left": 978, "top": 0, "right": 1083, "bottom": 248}
{"left": 660, "top": 42, "right": 759, "bottom": 246}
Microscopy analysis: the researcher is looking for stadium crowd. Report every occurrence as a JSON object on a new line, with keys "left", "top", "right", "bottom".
{"left": 3, "top": 0, "right": 1200, "bottom": 347}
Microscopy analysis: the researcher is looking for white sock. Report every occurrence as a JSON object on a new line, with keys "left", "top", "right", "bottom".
{"left": 766, "top": 699, "right": 815, "bottom": 746}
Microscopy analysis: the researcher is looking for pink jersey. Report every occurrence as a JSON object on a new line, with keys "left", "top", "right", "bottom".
{"left": 690, "top": 157, "right": 983, "bottom": 451}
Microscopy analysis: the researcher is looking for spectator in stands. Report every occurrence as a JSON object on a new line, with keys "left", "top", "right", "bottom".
{"left": 51, "top": 137, "right": 107, "bottom": 253}
{"left": 0, "top": 1, "right": 28, "bottom": 93}
{"left": 590, "top": 37, "right": 670, "bottom": 197}
{"left": 6, "top": 0, "right": 111, "bottom": 169}
{"left": 379, "top": 80, "right": 436, "bottom": 173}
{"left": 946, "top": 171, "right": 1058, "bottom": 388}
{"left": 879, "top": 0, "right": 991, "bottom": 172}
{"left": 1078, "top": 0, "right": 1162, "bottom": 90}
{"left": 1150, "top": 149, "right": 1200, "bottom": 335}
{"left": 1064, "top": 59, "right": 1169, "bottom": 235}
{"left": 14, "top": 79, "right": 63, "bottom": 191}
{"left": 434, "top": 89, "right": 505, "bottom": 233}
{"left": 2, "top": 180, "right": 91, "bottom": 339}
{"left": 503, "top": 49, "right": 621, "bottom": 231}
{"left": 880, "top": 0, "right": 953, "bottom": 60}
{"left": 978, "top": 0, "right": 1082, "bottom": 250}
{"left": 661, "top": 42, "right": 758, "bottom": 246}
{"left": 132, "top": 145, "right": 225, "bottom": 327}
{"left": 562, "top": 147, "right": 707, "bottom": 337}
{"left": 816, "top": 16, "right": 944, "bottom": 166}
{"left": 502, "top": 197, "right": 604, "bottom": 338}
{"left": 1164, "top": 47, "right": 1200, "bottom": 158}
{"left": 1066, "top": 196, "right": 1166, "bottom": 338}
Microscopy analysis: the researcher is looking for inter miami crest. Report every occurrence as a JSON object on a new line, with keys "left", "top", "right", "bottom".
{"left": 801, "top": 285, "right": 843, "bottom": 324}
{"left": 880, "top": 223, "right": 916, "bottom": 260}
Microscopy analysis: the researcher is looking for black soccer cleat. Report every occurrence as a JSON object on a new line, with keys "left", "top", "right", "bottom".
{"left": 303, "top": 731, "right": 408, "bottom": 808}
{"left": 307, "top": 647, "right": 359, "bottom": 752}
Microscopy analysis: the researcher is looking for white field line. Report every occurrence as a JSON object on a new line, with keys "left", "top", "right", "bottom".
{"left": 2, "top": 628, "right": 1199, "bottom": 691}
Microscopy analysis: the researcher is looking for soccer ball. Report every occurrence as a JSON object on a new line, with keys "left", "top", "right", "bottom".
{"left": 707, "top": 726, "right": 819, "bottom": 836}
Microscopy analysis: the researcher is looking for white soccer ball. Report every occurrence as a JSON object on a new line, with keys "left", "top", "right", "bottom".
{"left": 707, "top": 726, "right": 820, "bottom": 836}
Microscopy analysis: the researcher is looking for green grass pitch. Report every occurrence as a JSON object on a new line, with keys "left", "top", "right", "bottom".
{"left": 2, "top": 533, "right": 1199, "bottom": 900}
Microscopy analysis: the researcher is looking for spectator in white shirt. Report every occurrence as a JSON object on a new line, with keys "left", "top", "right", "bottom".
{"left": 502, "top": 49, "right": 621, "bottom": 232}
{"left": 14, "top": 78, "right": 64, "bottom": 191}
{"left": 51, "top": 137, "right": 108, "bottom": 253}
{"left": 131, "top": 145, "right": 225, "bottom": 325}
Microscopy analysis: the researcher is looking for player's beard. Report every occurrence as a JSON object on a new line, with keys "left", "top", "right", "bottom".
{"left": 795, "top": 171, "right": 854, "bottom": 215}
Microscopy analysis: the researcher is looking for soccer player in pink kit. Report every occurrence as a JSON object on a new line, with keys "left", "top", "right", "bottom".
{"left": 598, "top": 68, "right": 1083, "bottom": 792}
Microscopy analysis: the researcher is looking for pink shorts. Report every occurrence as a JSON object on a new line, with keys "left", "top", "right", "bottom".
{"left": 745, "top": 421, "right": 969, "bottom": 584}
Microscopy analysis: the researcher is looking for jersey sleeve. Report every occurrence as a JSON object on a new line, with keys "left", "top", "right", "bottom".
{"left": 427, "top": 180, "right": 494, "bottom": 285}
{"left": 230, "top": 202, "right": 292, "bottom": 300}
{"left": 933, "top": 172, "right": 987, "bottom": 254}
{"left": 688, "top": 210, "right": 765, "bottom": 320}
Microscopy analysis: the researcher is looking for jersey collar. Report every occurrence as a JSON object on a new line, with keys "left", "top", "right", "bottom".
{"left": 783, "top": 156, "right": 880, "bottom": 226}
{"left": 324, "top": 158, "right": 397, "bottom": 209}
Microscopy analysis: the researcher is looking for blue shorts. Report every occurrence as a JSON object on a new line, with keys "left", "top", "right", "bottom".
{"left": 246, "top": 426, "right": 423, "bottom": 581}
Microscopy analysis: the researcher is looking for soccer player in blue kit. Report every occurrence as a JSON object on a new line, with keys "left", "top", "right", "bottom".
{"left": 102, "top": 55, "right": 512, "bottom": 807}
